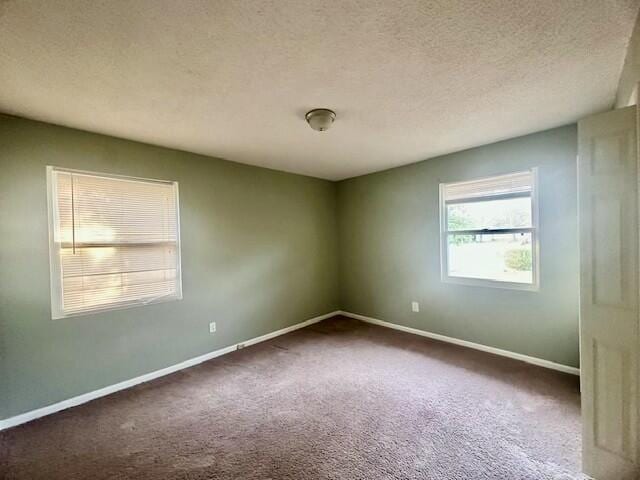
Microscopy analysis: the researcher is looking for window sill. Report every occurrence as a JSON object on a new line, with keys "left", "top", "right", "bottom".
{"left": 441, "top": 275, "right": 539, "bottom": 292}
{"left": 51, "top": 294, "right": 183, "bottom": 320}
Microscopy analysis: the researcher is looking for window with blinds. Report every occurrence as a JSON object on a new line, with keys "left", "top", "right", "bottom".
{"left": 440, "top": 170, "right": 538, "bottom": 289}
{"left": 47, "top": 167, "right": 182, "bottom": 318}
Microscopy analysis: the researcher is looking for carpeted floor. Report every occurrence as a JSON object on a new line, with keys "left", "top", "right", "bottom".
{"left": 0, "top": 316, "right": 585, "bottom": 479}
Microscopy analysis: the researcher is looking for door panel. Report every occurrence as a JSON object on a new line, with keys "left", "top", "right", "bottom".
{"left": 592, "top": 340, "right": 633, "bottom": 459}
{"left": 579, "top": 106, "right": 639, "bottom": 479}
{"left": 591, "top": 196, "right": 624, "bottom": 306}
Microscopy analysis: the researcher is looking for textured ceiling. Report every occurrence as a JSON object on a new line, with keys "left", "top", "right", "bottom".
{"left": 0, "top": 1, "right": 638, "bottom": 180}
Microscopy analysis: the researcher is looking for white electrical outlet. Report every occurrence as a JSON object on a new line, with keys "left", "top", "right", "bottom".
{"left": 209, "top": 322, "right": 216, "bottom": 334}
{"left": 411, "top": 301, "right": 420, "bottom": 312}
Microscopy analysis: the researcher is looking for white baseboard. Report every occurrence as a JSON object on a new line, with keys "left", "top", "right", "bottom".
{"left": 0, "top": 310, "right": 340, "bottom": 432}
{"left": 0, "top": 309, "right": 578, "bottom": 431}
{"left": 339, "top": 311, "right": 580, "bottom": 376}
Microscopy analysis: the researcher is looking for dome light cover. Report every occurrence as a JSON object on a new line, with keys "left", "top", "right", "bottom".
{"left": 305, "top": 109, "right": 336, "bottom": 132}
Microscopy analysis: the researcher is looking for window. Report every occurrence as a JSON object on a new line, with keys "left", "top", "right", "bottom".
{"left": 440, "top": 169, "right": 538, "bottom": 289}
{"left": 47, "top": 167, "right": 182, "bottom": 318}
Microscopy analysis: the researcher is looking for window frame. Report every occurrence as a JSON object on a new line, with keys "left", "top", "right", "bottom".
{"left": 439, "top": 168, "right": 539, "bottom": 291}
{"left": 46, "top": 166, "right": 183, "bottom": 319}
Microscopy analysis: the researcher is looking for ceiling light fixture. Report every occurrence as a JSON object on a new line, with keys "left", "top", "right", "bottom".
{"left": 305, "top": 108, "right": 336, "bottom": 132}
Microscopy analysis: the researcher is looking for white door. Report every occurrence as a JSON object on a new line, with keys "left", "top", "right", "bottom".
{"left": 578, "top": 105, "right": 640, "bottom": 479}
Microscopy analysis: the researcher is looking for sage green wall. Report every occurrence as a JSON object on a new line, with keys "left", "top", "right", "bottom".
{"left": 337, "top": 125, "right": 579, "bottom": 368}
{"left": 0, "top": 115, "right": 339, "bottom": 420}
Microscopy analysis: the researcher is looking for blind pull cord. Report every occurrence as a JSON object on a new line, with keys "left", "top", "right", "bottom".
{"left": 70, "top": 173, "right": 76, "bottom": 254}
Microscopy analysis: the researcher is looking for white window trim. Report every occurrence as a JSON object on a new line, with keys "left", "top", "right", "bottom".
{"left": 46, "top": 166, "right": 183, "bottom": 319}
{"left": 439, "top": 168, "right": 540, "bottom": 291}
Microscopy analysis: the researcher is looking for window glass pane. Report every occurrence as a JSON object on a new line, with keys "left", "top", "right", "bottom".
{"left": 447, "top": 232, "right": 533, "bottom": 284}
{"left": 446, "top": 196, "right": 532, "bottom": 231}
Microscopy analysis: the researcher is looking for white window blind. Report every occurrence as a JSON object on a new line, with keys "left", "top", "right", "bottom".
{"left": 442, "top": 171, "right": 533, "bottom": 202}
{"left": 47, "top": 167, "right": 182, "bottom": 318}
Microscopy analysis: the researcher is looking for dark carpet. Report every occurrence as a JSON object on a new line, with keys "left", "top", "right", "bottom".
{"left": 0, "top": 316, "right": 584, "bottom": 479}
